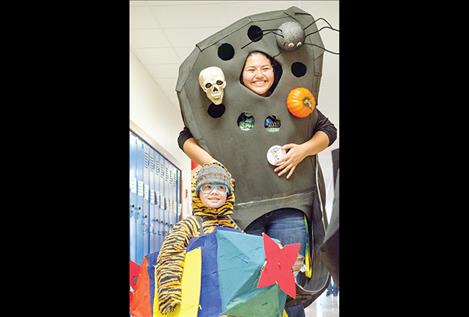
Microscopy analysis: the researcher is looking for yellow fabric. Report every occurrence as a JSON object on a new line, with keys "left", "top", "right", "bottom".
{"left": 283, "top": 309, "right": 289, "bottom": 317}
{"left": 304, "top": 216, "right": 312, "bottom": 278}
{"left": 153, "top": 248, "right": 202, "bottom": 317}
{"left": 155, "top": 217, "right": 200, "bottom": 314}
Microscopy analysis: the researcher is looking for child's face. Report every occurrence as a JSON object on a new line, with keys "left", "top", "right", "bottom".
{"left": 199, "top": 183, "right": 228, "bottom": 209}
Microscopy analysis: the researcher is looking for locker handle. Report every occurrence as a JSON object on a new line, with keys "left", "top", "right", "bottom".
{"left": 134, "top": 207, "right": 141, "bottom": 219}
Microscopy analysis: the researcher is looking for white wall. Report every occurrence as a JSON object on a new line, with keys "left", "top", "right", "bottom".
{"left": 130, "top": 51, "right": 192, "bottom": 218}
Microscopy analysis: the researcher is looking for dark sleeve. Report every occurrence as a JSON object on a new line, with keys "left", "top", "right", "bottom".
{"left": 177, "top": 126, "right": 193, "bottom": 150}
{"left": 313, "top": 110, "right": 337, "bottom": 146}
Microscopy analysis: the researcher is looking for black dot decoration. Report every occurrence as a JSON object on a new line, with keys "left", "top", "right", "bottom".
{"left": 237, "top": 112, "right": 255, "bottom": 131}
{"left": 208, "top": 104, "right": 225, "bottom": 118}
{"left": 218, "top": 43, "right": 235, "bottom": 61}
{"left": 247, "top": 25, "right": 263, "bottom": 42}
{"left": 291, "top": 62, "right": 307, "bottom": 77}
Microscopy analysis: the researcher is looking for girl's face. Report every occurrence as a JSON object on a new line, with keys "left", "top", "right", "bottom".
{"left": 242, "top": 53, "right": 275, "bottom": 96}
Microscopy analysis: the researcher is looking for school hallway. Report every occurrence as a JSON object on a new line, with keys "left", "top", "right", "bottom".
{"left": 130, "top": 2, "right": 339, "bottom": 316}
{"left": 304, "top": 291, "right": 339, "bottom": 317}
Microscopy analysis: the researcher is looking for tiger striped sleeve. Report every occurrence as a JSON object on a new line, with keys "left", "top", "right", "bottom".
{"left": 155, "top": 216, "right": 200, "bottom": 314}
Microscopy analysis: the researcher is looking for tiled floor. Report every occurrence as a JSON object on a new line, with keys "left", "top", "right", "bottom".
{"left": 304, "top": 292, "right": 339, "bottom": 317}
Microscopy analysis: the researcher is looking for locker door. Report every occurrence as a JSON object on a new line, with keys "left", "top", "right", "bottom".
{"left": 149, "top": 147, "right": 156, "bottom": 254}
{"left": 170, "top": 166, "right": 176, "bottom": 227}
{"left": 167, "top": 162, "right": 172, "bottom": 233}
{"left": 163, "top": 160, "right": 169, "bottom": 238}
{"left": 129, "top": 132, "right": 138, "bottom": 263}
{"left": 175, "top": 168, "right": 180, "bottom": 223}
{"left": 135, "top": 138, "right": 145, "bottom": 265}
{"left": 168, "top": 167, "right": 173, "bottom": 229}
{"left": 156, "top": 153, "right": 163, "bottom": 249}
{"left": 143, "top": 143, "right": 151, "bottom": 256}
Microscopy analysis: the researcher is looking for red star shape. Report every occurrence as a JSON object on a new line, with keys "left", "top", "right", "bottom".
{"left": 257, "top": 233, "right": 301, "bottom": 298}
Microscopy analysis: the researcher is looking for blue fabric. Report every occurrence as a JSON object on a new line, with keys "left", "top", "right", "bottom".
{"left": 285, "top": 303, "right": 306, "bottom": 317}
{"left": 245, "top": 208, "right": 308, "bottom": 256}
{"left": 187, "top": 230, "right": 223, "bottom": 317}
{"left": 245, "top": 208, "right": 309, "bottom": 317}
{"left": 216, "top": 229, "right": 266, "bottom": 311}
{"left": 216, "top": 229, "right": 287, "bottom": 317}
{"left": 146, "top": 251, "right": 159, "bottom": 311}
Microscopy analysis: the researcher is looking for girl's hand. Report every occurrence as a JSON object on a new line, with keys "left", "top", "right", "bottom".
{"left": 273, "top": 143, "right": 307, "bottom": 179}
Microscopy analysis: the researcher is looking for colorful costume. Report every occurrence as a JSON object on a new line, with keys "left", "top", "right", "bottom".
{"left": 155, "top": 162, "right": 240, "bottom": 315}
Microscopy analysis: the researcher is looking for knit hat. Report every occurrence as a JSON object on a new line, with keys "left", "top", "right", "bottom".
{"left": 195, "top": 162, "right": 232, "bottom": 196}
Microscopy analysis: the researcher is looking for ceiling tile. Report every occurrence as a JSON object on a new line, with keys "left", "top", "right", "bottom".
{"left": 145, "top": 63, "right": 180, "bottom": 79}
{"left": 295, "top": 2, "right": 340, "bottom": 27}
{"left": 221, "top": 1, "right": 298, "bottom": 25}
{"left": 131, "top": 29, "right": 170, "bottom": 48}
{"left": 130, "top": 6, "right": 160, "bottom": 29}
{"left": 173, "top": 47, "right": 196, "bottom": 61}
{"left": 163, "top": 27, "right": 221, "bottom": 47}
{"left": 133, "top": 48, "right": 180, "bottom": 65}
{"left": 150, "top": 4, "right": 229, "bottom": 28}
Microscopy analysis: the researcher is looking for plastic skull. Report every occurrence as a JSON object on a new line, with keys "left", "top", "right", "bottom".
{"left": 199, "top": 66, "right": 226, "bottom": 105}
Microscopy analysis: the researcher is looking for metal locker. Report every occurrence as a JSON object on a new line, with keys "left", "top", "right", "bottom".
{"left": 168, "top": 168, "right": 173, "bottom": 228}
{"left": 129, "top": 129, "right": 182, "bottom": 259}
{"left": 135, "top": 137, "right": 145, "bottom": 265}
{"left": 129, "top": 132, "right": 138, "bottom": 263}
{"left": 161, "top": 159, "right": 167, "bottom": 240}
{"left": 176, "top": 168, "right": 180, "bottom": 223}
{"left": 156, "top": 152, "right": 163, "bottom": 248}
{"left": 161, "top": 160, "right": 167, "bottom": 238}
{"left": 143, "top": 143, "right": 151, "bottom": 257}
{"left": 170, "top": 167, "right": 176, "bottom": 227}
{"left": 164, "top": 160, "right": 171, "bottom": 235}
{"left": 149, "top": 147, "right": 157, "bottom": 254}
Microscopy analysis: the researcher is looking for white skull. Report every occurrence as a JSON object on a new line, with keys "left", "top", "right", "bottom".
{"left": 198, "top": 66, "right": 226, "bottom": 105}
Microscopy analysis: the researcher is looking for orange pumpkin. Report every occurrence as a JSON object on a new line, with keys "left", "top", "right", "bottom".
{"left": 286, "top": 87, "right": 316, "bottom": 118}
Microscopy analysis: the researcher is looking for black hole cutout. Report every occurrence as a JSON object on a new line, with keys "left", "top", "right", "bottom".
{"left": 247, "top": 25, "right": 263, "bottom": 42}
{"left": 291, "top": 62, "right": 307, "bottom": 77}
{"left": 264, "top": 115, "right": 281, "bottom": 132}
{"left": 208, "top": 104, "right": 225, "bottom": 118}
{"left": 218, "top": 43, "right": 235, "bottom": 61}
{"left": 237, "top": 112, "right": 255, "bottom": 131}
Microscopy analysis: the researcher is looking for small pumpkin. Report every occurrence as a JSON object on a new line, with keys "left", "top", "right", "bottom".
{"left": 286, "top": 87, "right": 316, "bottom": 118}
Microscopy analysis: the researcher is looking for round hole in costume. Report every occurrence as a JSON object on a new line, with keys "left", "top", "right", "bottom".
{"left": 291, "top": 62, "right": 307, "bottom": 77}
{"left": 218, "top": 43, "right": 235, "bottom": 61}
{"left": 207, "top": 103, "right": 225, "bottom": 118}
{"left": 264, "top": 115, "right": 281, "bottom": 132}
{"left": 247, "top": 25, "right": 263, "bottom": 42}
{"left": 237, "top": 112, "right": 255, "bottom": 131}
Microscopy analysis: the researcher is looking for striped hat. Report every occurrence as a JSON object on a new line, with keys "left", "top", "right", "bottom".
{"left": 195, "top": 163, "right": 232, "bottom": 196}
